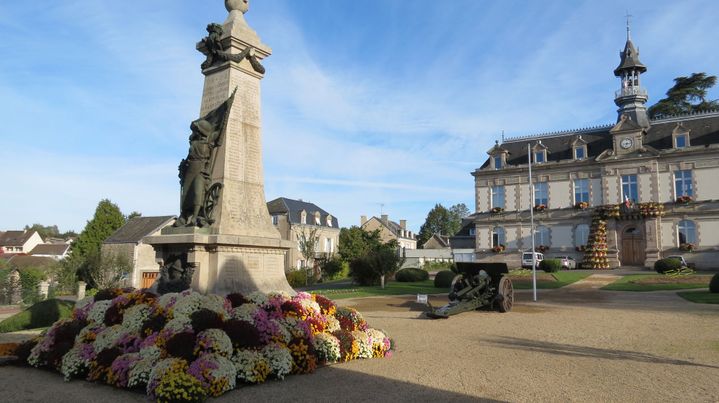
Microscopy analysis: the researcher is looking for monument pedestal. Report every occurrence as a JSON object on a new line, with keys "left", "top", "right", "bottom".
{"left": 146, "top": 3, "right": 294, "bottom": 296}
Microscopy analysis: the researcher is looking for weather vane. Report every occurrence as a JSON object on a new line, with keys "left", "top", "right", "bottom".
{"left": 625, "top": 11, "right": 633, "bottom": 40}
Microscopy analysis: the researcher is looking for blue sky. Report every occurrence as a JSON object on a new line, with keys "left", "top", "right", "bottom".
{"left": 1, "top": 0, "right": 718, "bottom": 234}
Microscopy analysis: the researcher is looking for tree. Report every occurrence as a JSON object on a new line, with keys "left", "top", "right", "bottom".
{"left": 295, "top": 227, "right": 321, "bottom": 283}
{"left": 126, "top": 211, "right": 142, "bottom": 221}
{"left": 84, "top": 252, "right": 132, "bottom": 290}
{"left": 338, "top": 226, "right": 383, "bottom": 263}
{"left": 23, "top": 224, "right": 61, "bottom": 240}
{"left": 417, "top": 203, "right": 468, "bottom": 248}
{"left": 348, "top": 239, "right": 403, "bottom": 287}
{"left": 648, "top": 72, "right": 719, "bottom": 119}
{"left": 70, "top": 199, "right": 127, "bottom": 285}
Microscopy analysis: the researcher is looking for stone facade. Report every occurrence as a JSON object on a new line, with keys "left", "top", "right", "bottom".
{"left": 360, "top": 215, "right": 417, "bottom": 250}
{"left": 471, "top": 33, "right": 719, "bottom": 270}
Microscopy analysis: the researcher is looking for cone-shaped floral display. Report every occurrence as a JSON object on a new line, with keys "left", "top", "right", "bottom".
{"left": 15, "top": 289, "right": 392, "bottom": 402}
{"left": 582, "top": 215, "right": 609, "bottom": 269}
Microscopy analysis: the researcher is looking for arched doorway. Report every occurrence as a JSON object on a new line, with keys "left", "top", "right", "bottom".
{"left": 620, "top": 225, "right": 645, "bottom": 266}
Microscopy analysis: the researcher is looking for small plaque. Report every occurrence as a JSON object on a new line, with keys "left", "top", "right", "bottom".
{"left": 416, "top": 294, "right": 428, "bottom": 304}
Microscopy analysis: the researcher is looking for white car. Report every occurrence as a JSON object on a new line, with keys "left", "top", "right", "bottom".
{"left": 521, "top": 252, "right": 544, "bottom": 269}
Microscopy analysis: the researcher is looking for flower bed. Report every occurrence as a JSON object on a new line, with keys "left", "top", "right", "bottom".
{"left": 12, "top": 289, "right": 392, "bottom": 401}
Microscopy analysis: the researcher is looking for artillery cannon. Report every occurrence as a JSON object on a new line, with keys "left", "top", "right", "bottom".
{"left": 426, "top": 262, "right": 513, "bottom": 319}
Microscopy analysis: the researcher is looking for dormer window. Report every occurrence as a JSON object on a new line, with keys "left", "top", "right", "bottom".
{"left": 574, "top": 146, "right": 585, "bottom": 160}
{"left": 672, "top": 123, "right": 690, "bottom": 149}
{"left": 326, "top": 215, "right": 333, "bottom": 227}
{"left": 534, "top": 151, "right": 545, "bottom": 163}
{"left": 300, "top": 211, "right": 307, "bottom": 224}
{"left": 314, "top": 212, "right": 321, "bottom": 225}
{"left": 493, "top": 156, "right": 503, "bottom": 170}
{"left": 675, "top": 133, "right": 688, "bottom": 148}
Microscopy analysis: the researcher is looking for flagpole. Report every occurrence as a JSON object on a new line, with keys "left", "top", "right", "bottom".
{"left": 528, "top": 143, "right": 537, "bottom": 302}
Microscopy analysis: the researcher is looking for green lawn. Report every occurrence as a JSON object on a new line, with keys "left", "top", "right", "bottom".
{"left": 0, "top": 299, "right": 74, "bottom": 333}
{"left": 304, "top": 280, "right": 443, "bottom": 300}
{"left": 677, "top": 291, "right": 719, "bottom": 304}
{"left": 601, "top": 274, "right": 711, "bottom": 291}
{"left": 510, "top": 271, "right": 592, "bottom": 289}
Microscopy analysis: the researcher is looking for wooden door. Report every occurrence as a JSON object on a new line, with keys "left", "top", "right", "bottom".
{"left": 141, "top": 272, "right": 159, "bottom": 289}
{"left": 621, "top": 227, "right": 645, "bottom": 266}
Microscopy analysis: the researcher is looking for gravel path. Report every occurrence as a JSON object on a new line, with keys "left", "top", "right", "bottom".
{"left": 1, "top": 287, "right": 717, "bottom": 402}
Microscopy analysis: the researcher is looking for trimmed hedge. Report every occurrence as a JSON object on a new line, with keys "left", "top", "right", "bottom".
{"left": 395, "top": 268, "right": 429, "bottom": 282}
{"left": 710, "top": 273, "right": 719, "bottom": 293}
{"left": 286, "top": 269, "right": 308, "bottom": 287}
{"left": 654, "top": 258, "right": 683, "bottom": 274}
{"left": 539, "top": 259, "right": 562, "bottom": 273}
{"left": 0, "top": 299, "right": 74, "bottom": 333}
{"left": 434, "top": 270, "right": 457, "bottom": 289}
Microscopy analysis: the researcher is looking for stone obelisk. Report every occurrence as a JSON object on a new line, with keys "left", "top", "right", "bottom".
{"left": 146, "top": 0, "right": 294, "bottom": 295}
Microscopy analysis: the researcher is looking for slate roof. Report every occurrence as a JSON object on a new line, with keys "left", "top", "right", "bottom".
{"left": 448, "top": 218, "right": 477, "bottom": 249}
{"left": 30, "top": 244, "right": 71, "bottom": 256}
{"left": 267, "top": 197, "right": 339, "bottom": 228}
{"left": 614, "top": 38, "right": 646, "bottom": 75}
{"left": 479, "top": 111, "right": 719, "bottom": 169}
{"left": 104, "top": 216, "right": 175, "bottom": 244}
{"left": 0, "top": 230, "right": 39, "bottom": 247}
{"left": 364, "top": 216, "right": 415, "bottom": 239}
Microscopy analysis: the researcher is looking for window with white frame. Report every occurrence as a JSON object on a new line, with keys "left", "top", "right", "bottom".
{"left": 492, "top": 227, "right": 506, "bottom": 247}
{"left": 574, "top": 179, "right": 589, "bottom": 204}
{"left": 326, "top": 215, "right": 332, "bottom": 227}
{"left": 677, "top": 220, "right": 697, "bottom": 245}
{"left": 469, "top": 228, "right": 476, "bottom": 236}
{"left": 621, "top": 174, "right": 638, "bottom": 203}
{"left": 314, "top": 213, "right": 321, "bottom": 225}
{"left": 575, "top": 224, "right": 589, "bottom": 246}
{"left": 494, "top": 156, "right": 503, "bottom": 169}
{"left": 271, "top": 215, "right": 278, "bottom": 225}
{"left": 535, "top": 225, "right": 550, "bottom": 245}
{"left": 491, "top": 185, "right": 505, "bottom": 209}
{"left": 325, "top": 238, "right": 333, "bottom": 253}
{"left": 534, "top": 182, "right": 548, "bottom": 206}
{"left": 675, "top": 133, "right": 689, "bottom": 148}
{"left": 534, "top": 151, "right": 545, "bottom": 163}
{"left": 674, "top": 170, "right": 693, "bottom": 197}
{"left": 574, "top": 146, "right": 586, "bottom": 160}
{"left": 300, "top": 211, "right": 307, "bottom": 224}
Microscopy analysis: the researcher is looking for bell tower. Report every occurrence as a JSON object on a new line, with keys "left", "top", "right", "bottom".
{"left": 613, "top": 16, "right": 649, "bottom": 128}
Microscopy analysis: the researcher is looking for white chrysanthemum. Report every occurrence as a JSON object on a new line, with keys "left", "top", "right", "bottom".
{"left": 60, "top": 346, "right": 89, "bottom": 381}
{"left": 171, "top": 292, "right": 204, "bottom": 317}
{"left": 157, "top": 292, "right": 180, "bottom": 309}
{"left": 122, "top": 304, "right": 151, "bottom": 333}
{"left": 278, "top": 316, "right": 306, "bottom": 339}
{"left": 128, "top": 357, "right": 155, "bottom": 388}
{"left": 197, "top": 353, "right": 236, "bottom": 395}
{"left": 232, "top": 349, "right": 269, "bottom": 383}
{"left": 298, "top": 299, "right": 322, "bottom": 316}
{"left": 261, "top": 343, "right": 292, "bottom": 379}
{"left": 313, "top": 333, "right": 341, "bottom": 363}
{"left": 248, "top": 291, "right": 268, "bottom": 307}
{"left": 325, "top": 316, "right": 340, "bottom": 333}
{"left": 366, "top": 328, "right": 387, "bottom": 345}
{"left": 196, "top": 328, "right": 233, "bottom": 357}
{"left": 200, "top": 294, "right": 228, "bottom": 315}
{"left": 74, "top": 296, "right": 94, "bottom": 310}
{"left": 352, "top": 330, "right": 373, "bottom": 359}
{"left": 87, "top": 300, "right": 113, "bottom": 324}
{"left": 138, "top": 345, "right": 162, "bottom": 361}
{"left": 231, "top": 303, "right": 259, "bottom": 322}
{"left": 164, "top": 314, "right": 192, "bottom": 333}
{"left": 94, "top": 325, "right": 125, "bottom": 352}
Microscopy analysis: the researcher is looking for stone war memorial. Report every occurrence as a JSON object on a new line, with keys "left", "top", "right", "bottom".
{"left": 146, "top": 0, "right": 294, "bottom": 296}
{"left": 7, "top": 2, "right": 393, "bottom": 401}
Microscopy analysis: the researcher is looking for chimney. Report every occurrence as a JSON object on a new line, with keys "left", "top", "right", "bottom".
{"left": 399, "top": 220, "right": 407, "bottom": 229}
{"left": 381, "top": 215, "right": 389, "bottom": 225}
{"left": 360, "top": 215, "right": 367, "bottom": 225}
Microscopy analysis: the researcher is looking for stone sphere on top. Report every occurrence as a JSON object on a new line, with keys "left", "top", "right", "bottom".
{"left": 225, "top": 0, "right": 249, "bottom": 14}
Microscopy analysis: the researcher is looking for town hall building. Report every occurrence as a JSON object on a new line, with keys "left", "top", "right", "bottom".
{"left": 471, "top": 30, "right": 719, "bottom": 269}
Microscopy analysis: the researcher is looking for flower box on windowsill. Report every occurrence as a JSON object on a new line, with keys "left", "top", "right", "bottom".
{"left": 490, "top": 207, "right": 504, "bottom": 214}
{"left": 491, "top": 244, "right": 506, "bottom": 253}
{"left": 675, "top": 195, "right": 693, "bottom": 205}
{"left": 574, "top": 202, "right": 589, "bottom": 210}
{"left": 679, "top": 243, "right": 695, "bottom": 252}
{"left": 575, "top": 245, "right": 586, "bottom": 252}
{"left": 535, "top": 245, "right": 549, "bottom": 253}
{"left": 533, "top": 204, "right": 547, "bottom": 212}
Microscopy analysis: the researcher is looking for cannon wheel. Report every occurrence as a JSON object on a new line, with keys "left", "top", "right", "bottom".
{"left": 496, "top": 276, "right": 514, "bottom": 313}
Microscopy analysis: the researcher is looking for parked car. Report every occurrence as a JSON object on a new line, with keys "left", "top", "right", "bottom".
{"left": 521, "top": 252, "right": 544, "bottom": 269}
{"left": 665, "top": 255, "right": 689, "bottom": 268}
{"left": 554, "top": 256, "right": 577, "bottom": 270}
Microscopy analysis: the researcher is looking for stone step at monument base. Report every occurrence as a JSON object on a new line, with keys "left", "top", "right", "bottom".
{"left": 145, "top": 232, "right": 294, "bottom": 296}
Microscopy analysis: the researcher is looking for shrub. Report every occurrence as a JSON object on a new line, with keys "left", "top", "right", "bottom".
{"left": 0, "top": 299, "right": 74, "bottom": 333}
{"left": 320, "top": 257, "right": 349, "bottom": 281}
{"left": 422, "top": 261, "right": 454, "bottom": 272}
{"left": 19, "top": 267, "right": 47, "bottom": 305}
{"left": 349, "top": 246, "right": 402, "bottom": 286}
{"left": 539, "top": 259, "right": 562, "bottom": 273}
{"left": 286, "top": 269, "right": 308, "bottom": 287}
{"left": 434, "top": 270, "right": 457, "bottom": 289}
{"left": 710, "top": 273, "right": 719, "bottom": 293}
{"left": 395, "top": 268, "right": 429, "bottom": 282}
{"left": 654, "top": 258, "right": 683, "bottom": 274}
